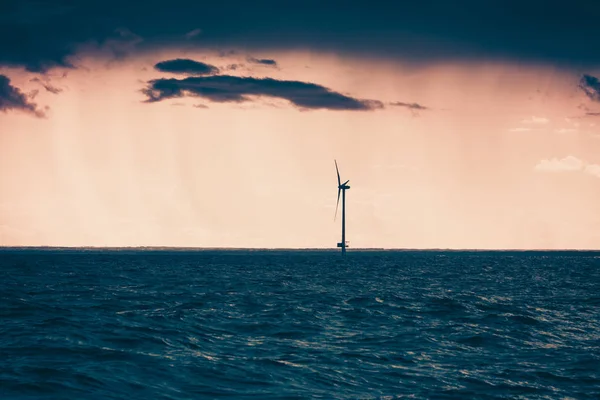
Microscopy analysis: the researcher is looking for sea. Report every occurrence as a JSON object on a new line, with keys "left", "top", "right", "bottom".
{"left": 1, "top": 248, "right": 599, "bottom": 399}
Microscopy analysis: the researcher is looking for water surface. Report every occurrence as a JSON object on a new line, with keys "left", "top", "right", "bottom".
{"left": 1, "top": 249, "right": 599, "bottom": 399}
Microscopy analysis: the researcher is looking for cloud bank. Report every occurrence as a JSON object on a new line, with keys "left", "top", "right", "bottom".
{"left": 154, "top": 59, "right": 220, "bottom": 76}
{"left": 3, "top": 0, "right": 600, "bottom": 72}
{"left": 247, "top": 57, "right": 277, "bottom": 67}
{"left": 142, "top": 75, "right": 384, "bottom": 111}
{"left": 0, "top": 75, "right": 45, "bottom": 117}
{"left": 534, "top": 155, "right": 600, "bottom": 178}
{"left": 534, "top": 156, "right": 584, "bottom": 172}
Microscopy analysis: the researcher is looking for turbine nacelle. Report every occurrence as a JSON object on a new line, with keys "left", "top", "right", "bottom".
{"left": 338, "top": 179, "right": 350, "bottom": 190}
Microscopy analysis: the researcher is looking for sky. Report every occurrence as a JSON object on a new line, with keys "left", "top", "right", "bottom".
{"left": 1, "top": 0, "right": 600, "bottom": 249}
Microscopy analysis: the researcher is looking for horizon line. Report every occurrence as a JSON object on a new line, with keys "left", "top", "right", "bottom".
{"left": 0, "top": 246, "right": 599, "bottom": 252}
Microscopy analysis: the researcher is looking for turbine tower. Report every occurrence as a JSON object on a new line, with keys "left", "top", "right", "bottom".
{"left": 334, "top": 160, "right": 350, "bottom": 255}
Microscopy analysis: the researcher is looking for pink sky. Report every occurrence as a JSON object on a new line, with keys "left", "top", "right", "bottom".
{"left": 1, "top": 49, "right": 600, "bottom": 249}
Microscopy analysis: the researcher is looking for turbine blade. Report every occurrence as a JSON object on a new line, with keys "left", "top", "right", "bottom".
{"left": 342, "top": 180, "right": 349, "bottom": 186}
{"left": 334, "top": 188, "right": 341, "bottom": 221}
{"left": 335, "top": 160, "right": 341, "bottom": 186}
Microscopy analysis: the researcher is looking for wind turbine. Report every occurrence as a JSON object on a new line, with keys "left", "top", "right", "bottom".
{"left": 334, "top": 160, "right": 350, "bottom": 255}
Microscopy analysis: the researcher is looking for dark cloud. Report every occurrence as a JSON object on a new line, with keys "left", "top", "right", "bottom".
{"left": 587, "top": 112, "right": 600, "bottom": 116}
{"left": 580, "top": 75, "right": 600, "bottom": 102}
{"left": 142, "top": 75, "right": 383, "bottom": 111}
{"left": 247, "top": 57, "right": 277, "bottom": 67}
{"left": 43, "top": 84, "right": 62, "bottom": 94}
{"left": 0, "top": 1, "right": 105, "bottom": 72}
{"left": 3, "top": 0, "right": 600, "bottom": 72}
{"left": 154, "top": 58, "right": 219, "bottom": 76}
{"left": 390, "top": 101, "right": 428, "bottom": 110}
{"left": 226, "top": 64, "right": 244, "bottom": 70}
{"left": 0, "top": 75, "right": 45, "bottom": 117}
{"left": 30, "top": 77, "right": 62, "bottom": 94}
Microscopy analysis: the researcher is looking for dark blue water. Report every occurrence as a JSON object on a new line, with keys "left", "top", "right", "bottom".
{"left": 1, "top": 249, "right": 599, "bottom": 399}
